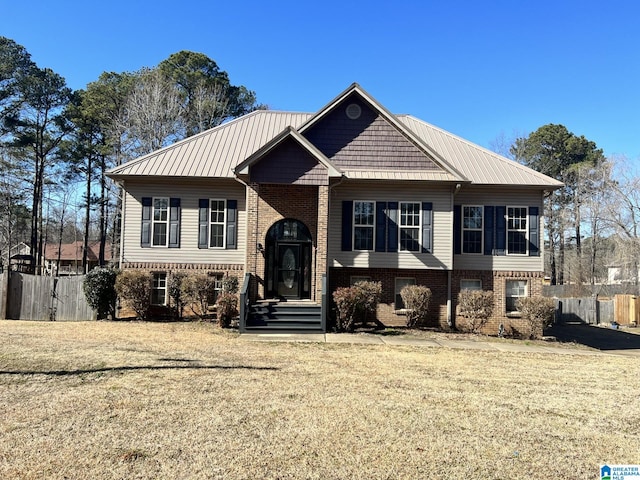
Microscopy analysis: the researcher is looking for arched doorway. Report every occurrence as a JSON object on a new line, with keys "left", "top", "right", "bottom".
{"left": 265, "top": 219, "right": 312, "bottom": 300}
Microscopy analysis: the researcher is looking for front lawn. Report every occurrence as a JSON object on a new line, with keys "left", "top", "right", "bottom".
{"left": 0, "top": 320, "right": 637, "bottom": 479}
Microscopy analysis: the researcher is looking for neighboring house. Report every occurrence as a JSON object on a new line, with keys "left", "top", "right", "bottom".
{"left": 7, "top": 242, "right": 33, "bottom": 273}
{"left": 43, "top": 241, "right": 112, "bottom": 275}
{"left": 107, "top": 83, "right": 562, "bottom": 332}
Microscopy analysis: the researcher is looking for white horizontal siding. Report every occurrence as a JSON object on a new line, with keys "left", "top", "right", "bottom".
{"left": 454, "top": 187, "right": 545, "bottom": 272}
{"left": 121, "top": 179, "right": 246, "bottom": 265}
{"left": 329, "top": 182, "right": 453, "bottom": 270}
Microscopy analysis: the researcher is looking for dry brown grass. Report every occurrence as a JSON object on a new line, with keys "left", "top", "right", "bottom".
{"left": 1, "top": 320, "right": 638, "bottom": 479}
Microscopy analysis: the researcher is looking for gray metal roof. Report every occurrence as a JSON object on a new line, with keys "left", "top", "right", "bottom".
{"left": 107, "top": 97, "right": 562, "bottom": 188}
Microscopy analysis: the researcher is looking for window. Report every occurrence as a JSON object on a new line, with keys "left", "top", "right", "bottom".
{"left": 207, "top": 273, "right": 223, "bottom": 305}
{"left": 462, "top": 206, "right": 483, "bottom": 254}
{"left": 395, "top": 277, "right": 416, "bottom": 310}
{"left": 353, "top": 201, "right": 375, "bottom": 250}
{"left": 151, "top": 273, "right": 167, "bottom": 305}
{"left": 152, "top": 198, "right": 169, "bottom": 246}
{"left": 507, "top": 207, "right": 528, "bottom": 254}
{"left": 209, "top": 199, "right": 226, "bottom": 248}
{"left": 399, "top": 202, "right": 420, "bottom": 251}
{"left": 460, "top": 279, "right": 482, "bottom": 291}
{"left": 505, "top": 279, "right": 527, "bottom": 312}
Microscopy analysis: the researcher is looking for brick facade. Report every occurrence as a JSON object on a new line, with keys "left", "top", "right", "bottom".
{"left": 247, "top": 183, "right": 327, "bottom": 302}
{"left": 451, "top": 269, "right": 544, "bottom": 335}
{"left": 118, "top": 262, "right": 244, "bottom": 319}
{"left": 329, "top": 267, "right": 450, "bottom": 329}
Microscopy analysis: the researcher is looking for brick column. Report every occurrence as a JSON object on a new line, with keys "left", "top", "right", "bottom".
{"left": 246, "top": 183, "right": 260, "bottom": 300}
{"left": 315, "top": 185, "right": 329, "bottom": 302}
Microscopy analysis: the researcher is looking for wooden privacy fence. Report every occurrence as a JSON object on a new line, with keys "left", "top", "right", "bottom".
{"left": 0, "top": 272, "right": 96, "bottom": 321}
{"left": 555, "top": 295, "right": 638, "bottom": 326}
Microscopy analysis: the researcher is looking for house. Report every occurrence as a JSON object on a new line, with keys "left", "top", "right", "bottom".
{"left": 107, "top": 83, "right": 562, "bottom": 332}
{"left": 43, "top": 241, "right": 112, "bottom": 275}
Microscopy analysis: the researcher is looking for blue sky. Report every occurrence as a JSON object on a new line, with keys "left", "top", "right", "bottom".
{"left": 3, "top": 0, "right": 639, "bottom": 160}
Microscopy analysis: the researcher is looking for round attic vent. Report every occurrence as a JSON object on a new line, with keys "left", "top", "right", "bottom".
{"left": 345, "top": 103, "right": 362, "bottom": 120}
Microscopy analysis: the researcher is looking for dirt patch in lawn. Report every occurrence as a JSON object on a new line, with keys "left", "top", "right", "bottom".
{"left": 1, "top": 320, "right": 638, "bottom": 479}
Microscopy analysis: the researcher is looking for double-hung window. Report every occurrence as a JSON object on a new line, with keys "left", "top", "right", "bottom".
{"left": 507, "top": 207, "right": 528, "bottom": 255}
{"left": 209, "top": 199, "right": 226, "bottom": 248}
{"left": 151, "top": 272, "right": 167, "bottom": 305}
{"left": 462, "top": 206, "right": 483, "bottom": 254}
{"left": 353, "top": 201, "right": 375, "bottom": 251}
{"left": 506, "top": 279, "right": 527, "bottom": 312}
{"left": 399, "top": 202, "right": 420, "bottom": 252}
{"left": 152, "top": 198, "right": 169, "bottom": 246}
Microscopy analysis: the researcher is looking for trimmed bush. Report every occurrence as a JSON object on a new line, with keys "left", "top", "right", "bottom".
{"left": 181, "top": 274, "right": 216, "bottom": 320}
{"left": 400, "top": 285, "right": 432, "bottom": 327}
{"left": 216, "top": 291, "right": 238, "bottom": 328}
{"left": 221, "top": 274, "right": 239, "bottom": 294}
{"left": 458, "top": 290, "right": 494, "bottom": 333}
{"left": 333, "top": 281, "right": 382, "bottom": 332}
{"left": 167, "top": 272, "right": 187, "bottom": 320}
{"left": 83, "top": 267, "right": 118, "bottom": 320}
{"left": 115, "top": 270, "right": 152, "bottom": 321}
{"left": 517, "top": 296, "right": 556, "bottom": 339}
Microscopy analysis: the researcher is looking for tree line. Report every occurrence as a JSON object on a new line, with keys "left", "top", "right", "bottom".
{"left": 502, "top": 124, "right": 640, "bottom": 286}
{"left": 0, "top": 37, "right": 263, "bottom": 274}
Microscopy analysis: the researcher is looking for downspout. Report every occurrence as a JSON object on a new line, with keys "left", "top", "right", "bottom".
{"left": 448, "top": 183, "right": 463, "bottom": 329}
{"left": 118, "top": 181, "right": 126, "bottom": 269}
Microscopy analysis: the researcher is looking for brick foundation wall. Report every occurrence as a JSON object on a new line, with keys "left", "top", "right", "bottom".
{"left": 117, "top": 263, "right": 244, "bottom": 319}
{"left": 329, "top": 267, "right": 450, "bottom": 329}
{"left": 452, "top": 270, "right": 544, "bottom": 335}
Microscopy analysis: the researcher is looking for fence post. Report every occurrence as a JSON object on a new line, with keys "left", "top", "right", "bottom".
{"left": 0, "top": 272, "right": 7, "bottom": 319}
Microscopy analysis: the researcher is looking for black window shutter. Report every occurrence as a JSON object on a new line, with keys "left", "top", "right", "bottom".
{"left": 387, "top": 202, "right": 398, "bottom": 253}
{"left": 375, "top": 202, "right": 387, "bottom": 252}
{"left": 341, "top": 201, "right": 353, "bottom": 251}
{"left": 198, "top": 199, "right": 209, "bottom": 249}
{"left": 422, "top": 202, "right": 433, "bottom": 253}
{"left": 168, "top": 198, "right": 180, "bottom": 248}
{"left": 529, "top": 206, "right": 540, "bottom": 256}
{"left": 226, "top": 199, "right": 237, "bottom": 249}
{"left": 453, "top": 205, "right": 461, "bottom": 255}
{"left": 495, "top": 206, "right": 506, "bottom": 255}
{"left": 141, "top": 197, "right": 152, "bottom": 248}
{"left": 484, "top": 206, "right": 494, "bottom": 255}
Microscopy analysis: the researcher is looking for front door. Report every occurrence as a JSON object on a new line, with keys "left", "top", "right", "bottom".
{"left": 265, "top": 219, "right": 313, "bottom": 300}
{"left": 277, "top": 243, "right": 301, "bottom": 298}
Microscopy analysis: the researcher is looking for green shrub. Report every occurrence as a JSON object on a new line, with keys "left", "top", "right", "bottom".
{"left": 458, "top": 290, "right": 494, "bottom": 333}
{"left": 215, "top": 291, "right": 238, "bottom": 328}
{"left": 83, "top": 267, "right": 118, "bottom": 320}
{"left": 115, "top": 270, "right": 152, "bottom": 321}
{"left": 167, "top": 272, "right": 186, "bottom": 320}
{"left": 400, "top": 285, "right": 432, "bottom": 327}
{"left": 332, "top": 281, "right": 382, "bottom": 332}
{"left": 181, "top": 274, "right": 215, "bottom": 320}
{"left": 517, "top": 296, "right": 556, "bottom": 339}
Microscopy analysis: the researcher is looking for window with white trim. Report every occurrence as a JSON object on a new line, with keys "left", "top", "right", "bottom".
{"left": 209, "top": 199, "right": 226, "bottom": 248}
{"left": 399, "top": 202, "right": 421, "bottom": 252}
{"left": 353, "top": 201, "right": 374, "bottom": 251}
{"left": 152, "top": 197, "right": 169, "bottom": 246}
{"left": 507, "top": 207, "right": 528, "bottom": 255}
{"left": 460, "top": 279, "right": 482, "bottom": 291}
{"left": 462, "top": 206, "right": 483, "bottom": 254}
{"left": 151, "top": 272, "right": 167, "bottom": 305}
{"left": 395, "top": 277, "right": 416, "bottom": 310}
{"left": 207, "top": 273, "right": 223, "bottom": 305}
{"left": 505, "top": 279, "right": 527, "bottom": 312}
